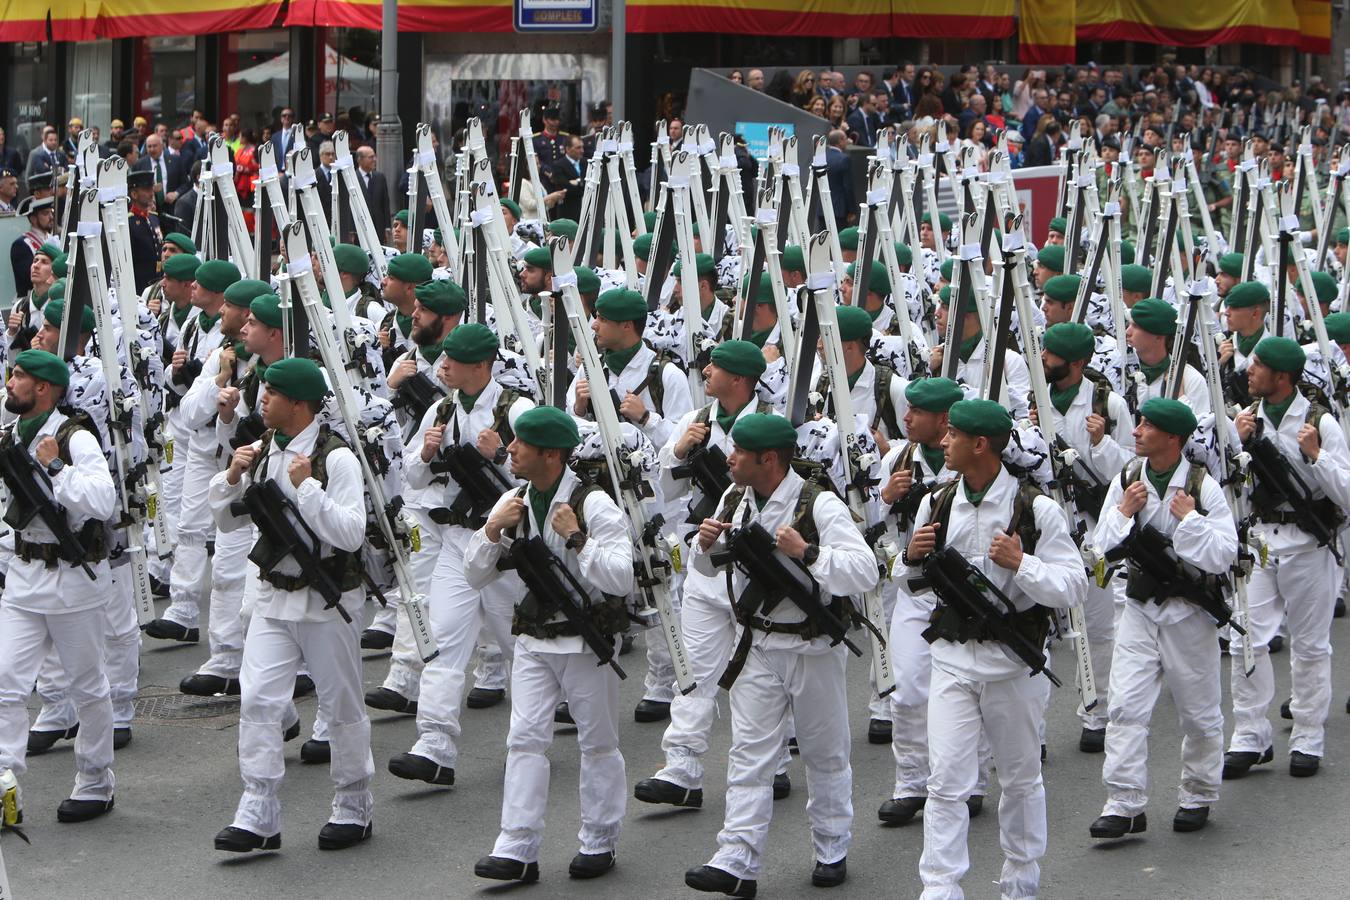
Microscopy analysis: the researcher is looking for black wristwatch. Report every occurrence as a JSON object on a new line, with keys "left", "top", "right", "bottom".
{"left": 46, "top": 457, "right": 65, "bottom": 477}
{"left": 802, "top": 543, "right": 820, "bottom": 567}
{"left": 565, "top": 530, "right": 588, "bottom": 552}
{"left": 493, "top": 445, "right": 509, "bottom": 465}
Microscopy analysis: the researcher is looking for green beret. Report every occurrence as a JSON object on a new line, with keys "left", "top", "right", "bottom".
{"left": 262, "top": 357, "right": 328, "bottom": 402}
{"left": 1223, "top": 281, "right": 1270, "bottom": 309}
{"left": 673, "top": 252, "right": 715, "bottom": 278}
{"left": 1138, "top": 396, "right": 1197, "bottom": 437}
{"left": 164, "top": 232, "right": 196, "bottom": 254}
{"left": 1336, "top": 227, "right": 1349, "bottom": 247}
{"left": 923, "top": 211, "right": 952, "bottom": 232}
{"left": 846, "top": 261, "right": 890, "bottom": 297}
{"left": 500, "top": 197, "right": 522, "bottom": 220}
{"left": 1119, "top": 240, "right": 1135, "bottom": 265}
{"left": 1253, "top": 335, "right": 1306, "bottom": 374}
{"left": 632, "top": 233, "right": 653, "bottom": 261}
{"left": 904, "top": 377, "right": 964, "bottom": 413}
{"left": 50, "top": 254, "right": 67, "bottom": 279}
{"left": 414, "top": 279, "right": 467, "bottom": 317}
{"left": 523, "top": 246, "right": 552, "bottom": 271}
{"left": 937, "top": 285, "right": 952, "bottom": 306}
{"left": 1043, "top": 321, "right": 1095, "bottom": 361}
{"left": 224, "top": 278, "right": 271, "bottom": 309}
{"left": 387, "top": 252, "right": 433, "bottom": 284}
{"left": 1042, "top": 274, "right": 1081, "bottom": 304}
{"left": 781, "top": 245, "right": 806, "bottom": 275}
{"left": 893, "top": 242, "right": 913, "bottom": 267}
{"left": 1129, "top": 297, "right": 1176, "bottom": 337}
{"left": 1119, "top": 263, "right": 1151, "bottom": 293}
{"left": 743, "top": 271, "right": 775, "bottom": 305}
{"left": 595, "top": 288, "right": 647, "bottom": 322}
{"left": 838, "top": 226, "right": 859, "bottom": 250}
{"left": 42, "top": 299, "right": 94, "bottom": 333}
{"left": 514, "top": 405, "right": 580, "bottom": 449}
{"left": 249, "top": 293, "right": 285, "bottom": 328}
{"left": 34, "top": 241, "right": 63, "bottom": 263}
{"left": 1219, "top": 252, "right": 1244, "bottom": 278}
{"left": 939, "top": 258, "right": 954, "bottom": 283}
{"left": 442, "top": 322, "right": 498, "bottom": 363}
{"left": 836, "top": 305, "right": 874, "bottom": 342}
{"left": 711, "top": 340, "right": 767, "bottom": 378}
{"left": 163, "top": 253, "right": 200, "bottom": 281}
{"left": 547, "top": 218, "right": 578, "bottom": 239}
{"left": 731, "top": 412, "right": 798, "bottom": 452}
{"left": 394, "top": 209, "right": 409, "bottom": 225}
{"left": 1036, "top": 245, "right": 1065, "bottom": 274}
{"left": 195, "top": 259, "right": 242, "bottom": 293}
{"left": 47, "top": 280, "right": 65, "bottom": 302}
{"left": 1324, "top": 312, "right": 1350, "bottom": 344}
{"left": 574, "top": 266, "right": 601, "bottom": 295}
{"left": 14, "top": 349, "right": 69, "bottom": 388}
{"left": 643, "top": 211, "right": 657, "bottom": 231}
{"left": 1047, "top": 216, "right": 1067, "bottom": 235}
{"left": 332, "top": 243, "right": 369, "bottom": 277}
{"left": 1310, "top": 271, "right": 1337, "bottom": 305}
{"left": 948, "top": 398, "right": 1012, "bottom": 436}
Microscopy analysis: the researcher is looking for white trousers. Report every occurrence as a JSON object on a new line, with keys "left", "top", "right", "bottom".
{"left": 1077, "top": 578, "right": 1118, "bottom": 731}
{"left": 232, "top": 610, "right": 374, "bottom": 836}
{"left": 409, "top": 531, "right": 516, "bottom": 769}
{"left": 708, "top": 642, "right": 852, "bottom": 881}
{"left": 473, "top": 637, "right": 508, "bottom": 690}
{"left": 198, "top": 524, "right": 251, "bottom": 678}
{"left": 161, "top": 454, "right": 216, "bottom": 628}
{"left": 921, "top": 665, "right": 1047, "bottom": 900}
{"left": 0, "top": 604, "right": 115, "bottom": 801}
{"left": 1230, "top": 546, "right": 1338, "bottom": 757}
{"left": 378, "top": 509, "right": 444, "bottom": 701}
{"left": 1100, "top": 602, "right": 1222, "bottom": 818}
{"left": 491, "top": 646, "right": 625, "bottom": 863}
{"left": 32, "top": 567, "right": 140, "bottom": 731}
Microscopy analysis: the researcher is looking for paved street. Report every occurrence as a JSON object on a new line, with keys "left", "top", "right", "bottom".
{"left": 6, "top": 605, "right": 1350, "bottom": 899}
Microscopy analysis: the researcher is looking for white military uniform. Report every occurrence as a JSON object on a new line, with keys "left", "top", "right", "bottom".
{"left": 464, "top": 466, "right": 635, "bottom": 865}
{"left": 207, "top": 418, "right": 374, "bottom": 837}
{"left": 1092, "top": 457, "right": 1237, "bottom": 819}
{"left": 950, "top": 335, "right": 1033, "bottom": 421}
{"left": 908, "top": 467, "right": 1087, "bottom": 900}
{"left": 691, "top": 468, "right": 878, "bottom": 882}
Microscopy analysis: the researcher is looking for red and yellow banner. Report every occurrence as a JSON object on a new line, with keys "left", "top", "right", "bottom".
{"left": 3, "top": 0, "right": 98, "bottom": 40}
{"left": 892, "top": 0, "right": 1013, "bottom": 39}
{"left": 96, "top": 0, "right": 281, "bottom": 38}
{"left": 1294, "top": 0, "right": 1331, "bottom": 54}
{"left": 1075, "top": 0, "right": 1301, "bottom": 47}
{"left": 285, "top": 0, "right": 511, "bottom": 32}
{"left": 1019, "top": 0, "right": 1075, "bottom": 64}
{"left": 627, "top": 0, "right": 888, "bottom": 37}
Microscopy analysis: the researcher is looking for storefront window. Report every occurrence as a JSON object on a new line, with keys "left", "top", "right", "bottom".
{"left": 322, "top": 27, "right": 380, "bottom": 136}
{"left": 220, "top": 30, "right": 289, "bottom": 136}
{"left": 67, "top": 40, "right": 114, "bottom": 136}
{"left": 4, "top": 43, "right": 50, "bottom": 160}
{"left": 134, "top": 37, "right": 197, "bottom": 128}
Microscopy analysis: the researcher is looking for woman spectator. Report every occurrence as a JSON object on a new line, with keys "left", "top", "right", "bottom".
{"left": 827, "top": 94, "right": 849, "bottom": 131}
{"left": 805, "top": 96, "right": 827, "bottom": 119}
{"left": 233, "top": 128, "right": 259, "bottom": 206}
{"left": 962, "top": 119, "right": 991, "bottom": 170}
{"left": 791, "top": 70, "right": 819, "bottom": 109}
{"left": 992, "top": 73, "right": 1015, "bottom": 129}
{"left": 728, "top": 70, "right": 743, "bottom": 85}
{"left": 1013, "top": 68, "right": 1045, "bottom": 121}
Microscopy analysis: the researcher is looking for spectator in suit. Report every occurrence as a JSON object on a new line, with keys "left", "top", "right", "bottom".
{"left": 825, "top": 129, "right": 855, "bottom": 229}
{"left": 0, "top": 127, "right": 22, "bottom": 181}
{"left": 135, "top": 133, "right": 187, "bottom": 207}
{"left": 547, "top": 134, "right": 587, "bottom": 221}
{"left": 0, "top": 167, "right": 18, "bottom": 216}
{"left": 355, "top": 146, "right": 391, "bottom": 237}
{"left": 308, "top": 113, "right": 337, "bottom": 156}
{"left": 25, "top": 127, "right": 63, "bottom": 188}
{"left": 316, "top": 140, "right": 337, "bottom": 212}
{"left": 61, "top": 117, "right": 82, "bottom": 162}
{"left": 1024, "top": 118, "right": 1061, "bottom": 168}
{"left": 269, "top": 107, "right": 300, "bottom": 169}
{"left": 1021, "top": 88, "right": 1050, "bottom": 141}
{"left": 958, "top": 93, "right": 989, "bottom": 138}
{"left": 846, "top": 91, "right": 886, "bottom": 147}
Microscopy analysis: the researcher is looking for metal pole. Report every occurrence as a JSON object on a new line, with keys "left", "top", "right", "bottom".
{"left": 377, "top": 0, "right": 403, "bottom": 212}
{"left": 611, "top": 0, "right": 625, "bottom": 122}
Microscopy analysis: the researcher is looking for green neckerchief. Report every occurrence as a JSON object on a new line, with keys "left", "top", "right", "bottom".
{"left": 458, "top": 388, "right": 482, "bottom": 414}
{"left": 603, "top": 341, "right": 642, "bottom": 375}
{"left": 1263, "top": 393, "right": 1296, "bottom": 428}
{"left": 847, "top": 363, "right": 865, "bottom": 390}
{"left": 748, "top": 326, "right": 774, "bottom": 348}
{"left": 529, "top": 295, "right": 542, "bottom": 320}
{"left": 273, "top": 431, "right": 295, "bottom": 450}
{"left": 31, "top": 289, "right": 48, "bottom": 309}
{"left": 17, "top": 409, "right": 53, "bottom": 447}
{"left": 198, "top": 311, "right": 221, "bottom": 333}
{"left": 1145, "top": 459, "right": 1181, "bottom": 498}
{"left": 1236, "top": 327, "right": 1264, "bottom": 358}
{"left": 1139, "top": 354, "right": 1170, "bottom": 384}
{"left": 418, "top": 343, "right": 442, "bottom": 365}
{"left": 172, "top": 303, "right": 192, "bottom": 329}
{"left": 395, "top": 312, "right": 413, "bottom": 336}
{"left": 715, "top": 399, "right": 746, "bottom": 434}
{"left": 865, "top": 303, "right": 883, "bottom": 322}
{"left": 958, "top": 330, "right": 983, "bottom": 362}
{"left": 528, "top": 473, "right": 565, "bottom": 532}
{"left": 753, "top": 489, "right": 771, "bottom": 511}
{"left": 320, "top": 289, "right": 332, "bottom": 309}
{"left": 234, "top": 341, "right": 252, "bottom": 363}
{"left": 921, "top": 444, "right": 945, "bottom": 474}
{"left": 963, "top": 476, "right": 993, "bottom": 506}
{"left": 1050, "top": 379, "right": 1081, "bottom": 416}
{"left": 700, "top": 298, "right": 716, "bottom": 324}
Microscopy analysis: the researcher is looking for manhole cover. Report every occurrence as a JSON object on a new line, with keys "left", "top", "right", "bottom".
{"left": 134, "top": 693, "right": 240, "bottom": 720}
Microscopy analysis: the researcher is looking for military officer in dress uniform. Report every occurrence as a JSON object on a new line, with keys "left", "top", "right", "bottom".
{"left": 532, "top": 106, "right": 569, "bottom": 179}
{"left": 9, "top": 195, "right": 55, "bottom": 298}
{"left": 127, "top": 169, "right": 164, "bottom": 295}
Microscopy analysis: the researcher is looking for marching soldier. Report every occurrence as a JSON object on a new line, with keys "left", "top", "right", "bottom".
{"left": 1089, "top": 398, "right": 1237, "bottom": 838}
{"left": 1122, "top": 298, "right": 1210, "bottom": 419}
{"left": 7, "top": 241, "right": 61, "bottom": 361}
{"left": 127, "top": 169, "right": 163, "bottom": 295}
{"left": 684, "top": 412, "right": 878, "bottom": 895}
{"left": 467, "top": 405, "right": 635, "bottom": 883}
{"left": 904, "top": 399, "right": 1087, "bottom": 900}
{"left": 1216, "top": 282, "right": 1271, "bottom": 407}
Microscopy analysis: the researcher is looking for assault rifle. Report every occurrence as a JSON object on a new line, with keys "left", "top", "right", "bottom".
{"left": 497, "top": 535, "right": 627, "bottom": 678}
{"left": 670, "top": 441, "right": 731, "bottom": 523}
{"left": 391, "top": 369, "right": 443, "bottom": 424}
{"left": 229, "top": 412, "right": 267, "bottom": 450}
{"left": 0, "top": 441, "right": 98, "bottom": 580}
{"left": 231, "top": 478, "right": 352, "bottom": 622}
{"left": 1105, "top": 523, "right": 1246, "bottom": 631}
{"left": 1053, "top": 435, "right": 1109, "bottom": 519}
{"left": 910, "top": 546, "right": 1062, "bottom": 686}
{"left": 428, "top": 443, "right": 514, "bottom": 527}
{"left": 1244, "top": 432, "right": 1345, "bottom": 563}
